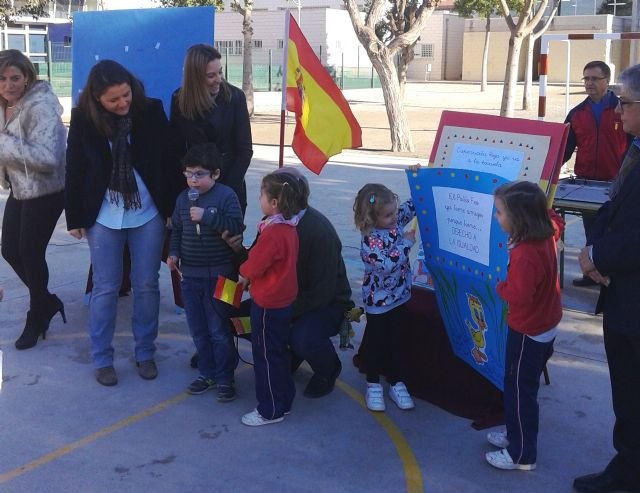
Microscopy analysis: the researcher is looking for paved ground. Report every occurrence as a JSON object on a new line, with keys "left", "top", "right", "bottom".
{"left": 0, "top": 83, "right": 614, "bottom": 492}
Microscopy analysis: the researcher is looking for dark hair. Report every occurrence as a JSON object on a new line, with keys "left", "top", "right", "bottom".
{"left": 272, "top": 167, "right": 310, "bottom": 209}
{"left": 583, "top": 60, "right": 611, "bottom": 79}
{"left": 353, "top": 183, "right": 398, "bottom": 234}
{"left": 77, "top": 60, "right": 147, "bottom": 137}
{"left": 261, "top": 172, "right": 302, "bottom": 220}
{"left": 181, "top": 143, "right": 223, "bottom": 173}
{"left": 0, "top": 50, "right": 38, "bottom": 106}
{"left": 493, "top": 181, "right": 554, "bottom": 244}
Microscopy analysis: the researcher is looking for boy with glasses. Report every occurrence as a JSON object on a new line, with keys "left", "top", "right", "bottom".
{"left": 167, "top": 143, "right": 244, "bottom": 402}
{"left": 563, "top": 60, "right": 632, "bottom": 287}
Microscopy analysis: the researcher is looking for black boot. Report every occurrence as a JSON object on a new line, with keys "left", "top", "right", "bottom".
{"left": 41, "top": 294, "right": 67, "bottom": 330}
{"left": 15, "top": 311, "right": 45, "bottom": 350}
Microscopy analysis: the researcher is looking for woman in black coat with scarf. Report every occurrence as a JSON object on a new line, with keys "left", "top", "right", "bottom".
{"left": 65, "top": 60, "right": 179, "bottom": 386}
{"left": 170, "top": 44, "right": 253, "bottom": 216}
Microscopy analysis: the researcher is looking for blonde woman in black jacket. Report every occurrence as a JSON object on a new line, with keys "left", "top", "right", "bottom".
{"left": 170, "top": 44, "right": 253, "bottom": 216}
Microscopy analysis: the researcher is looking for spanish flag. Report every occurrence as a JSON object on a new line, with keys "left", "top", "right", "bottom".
{"left": 213, "top": 275, "right": 243, "bottom": 308}
{"left": 284, "top": 12, "right": 362, "bottom": 174}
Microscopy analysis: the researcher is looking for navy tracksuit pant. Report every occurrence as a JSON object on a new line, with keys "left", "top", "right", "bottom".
{"left": 250, "top": 302, "right": 295, "bottom": 420}
{"left": 504, "top": 327, "right": 554, "bottom": 465}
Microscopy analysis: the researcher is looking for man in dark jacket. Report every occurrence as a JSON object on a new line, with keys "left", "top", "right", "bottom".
{"left": 563, "top": 60, "right": 631, "bottom": 287}
{"left": 574, "top": 63, "right": 640, "bottom": 493}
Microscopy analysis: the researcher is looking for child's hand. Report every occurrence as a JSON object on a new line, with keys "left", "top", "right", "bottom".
{"left": 403, "top": 230, "right": 416, "bottom": 243}
{"left": 166, "top": 256, "right": 183, "bottom": 280}
{"left": 407, "top": 163, "right": 421, "bottom": 173}
{"left": 237, "top": 275, "right": 249, "bottom": 290}
{"left": 190, "top": 206, "right": 204, "bottom": 223}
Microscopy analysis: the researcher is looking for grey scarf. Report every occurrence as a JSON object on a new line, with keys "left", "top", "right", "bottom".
{"left": 108, "top": 116, "right": 141, "bottom": 210}
{"left": 610, "top": 143, "right": 640, "bottom": 200}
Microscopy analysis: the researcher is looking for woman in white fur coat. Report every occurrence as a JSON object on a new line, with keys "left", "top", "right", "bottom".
{"left": 0, "top": 49, "right": 67, "bottom": 350}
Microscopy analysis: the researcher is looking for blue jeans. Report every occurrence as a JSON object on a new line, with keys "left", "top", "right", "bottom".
{"left": 85, "top": 215, "right": 164, "bottom": 368}
{"left": 251, "top": 302, "right": 295, "bottom": 419}
{"left": 289, "top": 305, "right": 343, "bottom": 378}
{"left": 504, "top": 327, "right": 554, "bottom": 465}
{"left": 181, "top": 265, "right": 238, "bottom": 386}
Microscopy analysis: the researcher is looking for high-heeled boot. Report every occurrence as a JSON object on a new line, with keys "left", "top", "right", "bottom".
{"left": 15, "top": 311, "right": 45, "bottom": 350}
{"left": 41, "top": 294, "right": 67, "bottom": 331}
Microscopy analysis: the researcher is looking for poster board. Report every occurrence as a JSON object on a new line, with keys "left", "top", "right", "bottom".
{"left": 71, "top": 7, "right": 215, "bottom": 114}
{"left": 410, "top": 112, "right": 569, "bottom": 389}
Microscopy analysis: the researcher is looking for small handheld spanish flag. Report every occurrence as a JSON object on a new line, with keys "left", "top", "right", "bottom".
{"left": 230, "top": 317, "right": 251, "bottom": 335}
{"left": 213, "top": 275, "right": 243, "bottom": 308}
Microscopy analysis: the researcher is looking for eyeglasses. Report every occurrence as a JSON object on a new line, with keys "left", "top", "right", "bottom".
{"left": 582, "top": 76, "right": 608, "bottom": 82}
{"left": 616, "top": 97, "right": 640, "bottom": 110}
{"left": 182, "top": 170, "right": 211, "bottom": 179}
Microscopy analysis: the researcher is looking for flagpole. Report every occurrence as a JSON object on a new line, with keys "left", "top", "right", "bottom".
{"left": 278, "top": 10, "right": 291, "bottom": 168}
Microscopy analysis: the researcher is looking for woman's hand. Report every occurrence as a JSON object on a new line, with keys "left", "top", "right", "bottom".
{"left": 407, "top": 163, "right": 422, "bottom": 173}
{"left": 69, "top": 228, "right": 85, "bottom": 240}
{"left": 221, "top": 230, "right": 244, "bottom": 252}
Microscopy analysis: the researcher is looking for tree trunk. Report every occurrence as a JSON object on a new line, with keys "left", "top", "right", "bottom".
{"left": 481, "top": 16, "right": 490, "bottom": 92}
{"left": 241, "top": 9, "right": 254, "bottom": 116}
{"left": 522, "top": 32, "right": 533, "bottom": 110}
{"left": 500, "top": 32, "right": 524, "bottom": 117}
{"left": 398, "top": 46, "right": 414, "bottom": 103}
{"left": 372, "top": 53, "right": 414, "bottom": 152}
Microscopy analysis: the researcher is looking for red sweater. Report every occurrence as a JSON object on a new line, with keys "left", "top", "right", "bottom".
{"left": 496, "top": 211, "right": 564, "bottom": 336}
{"left": 240, "top": 223, "right": 299, "bottom": 309}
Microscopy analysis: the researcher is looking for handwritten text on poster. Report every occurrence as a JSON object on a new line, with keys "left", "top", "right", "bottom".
{"left": 432, "top": 186, "right": 494, "bottom": 266}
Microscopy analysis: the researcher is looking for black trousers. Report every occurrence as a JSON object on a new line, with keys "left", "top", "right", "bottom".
{"left": 362, "top": 303, "right": 407, "bottom": 385}
{"left": 603, "top": 330, "right": 640, "bottom": 486}
{"left": 1, "top": 190, "right": 64, "bottom": 309}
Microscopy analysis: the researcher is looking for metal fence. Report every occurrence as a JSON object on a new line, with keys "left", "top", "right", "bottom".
{"left": 44, "top": 43, "right": 381, "bottom": 98}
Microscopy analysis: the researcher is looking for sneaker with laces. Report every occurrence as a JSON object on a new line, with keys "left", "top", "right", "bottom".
{"left": 241, "top": 409, "right": 285, "bottom": 426}
{"left": 365, "top": 383, "right": 385, "bottom": 411}
{"left": 486, "top": 449, "right": 536, "bottom": 471}
{"left": 217, "top": 384, "right": 237, "bottom": 402}
{"left": 487, "top": 430, "right": 509, "bottom": 448}
{"left": 187, "top": 376, "right": 216, "bottom": 395}
{"left": 388, "top": 382, "right": 415, "bottom": 410}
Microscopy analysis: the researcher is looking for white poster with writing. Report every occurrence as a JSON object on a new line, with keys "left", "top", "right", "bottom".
{"left": 432, "top": 186, "right": 494, "bottom": 266}
{"left": 433, "top": 126, "right": 551, "bottom": 183}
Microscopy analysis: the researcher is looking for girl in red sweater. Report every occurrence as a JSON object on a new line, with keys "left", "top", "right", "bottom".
{"left": 238, "top": 172, "right": 301, "bottom": 426}
{"left": 486, "top": 181, "right": 564, "bottom": 471}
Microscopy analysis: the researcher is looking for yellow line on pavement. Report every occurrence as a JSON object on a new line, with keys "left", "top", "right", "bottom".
{"left": 335, "top": 379, "right": 424, "bottom": 493}
{"left": 0, "top": 392, "right": 189, "bottom": 484}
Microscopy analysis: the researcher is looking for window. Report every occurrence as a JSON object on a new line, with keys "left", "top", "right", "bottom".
{"left": 420, "top": 44, "right": 434, "bottom": 59}
{"left": 254, "top": 40, "right": 263, "bottom": 48}
{"left": 214, "top": 40, "right": 242, "bottom": 56}
{"left": 8, "top": 34, "right": 26, "bottom": 52}
{"left": 29, "top": 34, "right": 47, "bottom": 53}
{"left": 277, "top": 39, "right": 284, "bottom": 49}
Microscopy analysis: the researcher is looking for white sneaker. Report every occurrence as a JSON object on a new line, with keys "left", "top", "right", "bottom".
{"left": 487, "top": 429, "right": 509, "bottom": 448}
{"left": 485, "top": 449, "right": 536, "bottom": 471}
{"left": 241, "top": 409, "right": 285, "bottom": 427}
{"left": 388, "top": 382, "right": 415, "bottom": 410}
{"left": 365, "top": 383, "right": 385, "bottom": 411}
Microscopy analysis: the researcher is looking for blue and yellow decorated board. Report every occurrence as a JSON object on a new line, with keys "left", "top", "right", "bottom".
{"left": 71, "top": 7, "right": 215, "bottom": 114}
{"left": 407, "top": 167, "right": 510, "bottom": 390}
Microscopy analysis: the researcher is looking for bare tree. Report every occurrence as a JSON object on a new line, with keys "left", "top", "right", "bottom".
{"left": 157, "top": 0, "right": 255, "bottom": 116}
{"left": 0, "top": 0, "right": 48, "bottom": 27}
{"left": 521, "top": 0, "right": 559, "bottom": 110}
{"left": 343, "top": 0, "right": 439, "bottom": 152}
{"left": 498, "top": 0, "right": 551, "bottom": 117}
{"left": 231, "top": 0, "right": 254, "bottom": 116}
